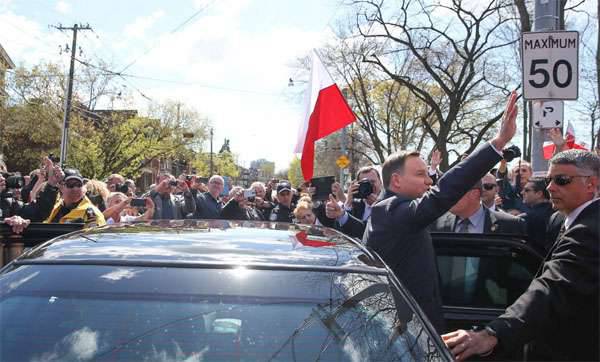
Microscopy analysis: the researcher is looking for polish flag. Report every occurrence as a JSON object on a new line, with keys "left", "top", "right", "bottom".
{"left": 543, "top": 121, "right": 588, "bottom": 159}
{"left": 294, "top": 50, "right": 356, "bottom": 180}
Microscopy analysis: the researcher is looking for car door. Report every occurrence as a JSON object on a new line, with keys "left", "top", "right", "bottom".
{"left": 432, "top": 232, "right": 544, "bottom": 333}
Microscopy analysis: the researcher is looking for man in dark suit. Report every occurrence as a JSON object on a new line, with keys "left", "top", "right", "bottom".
{"left": 443, "top": 149, "right": 599, "bottom": 361}
{"left": 431, "top": 180, "right": 526, "bottom": 235}
{"left": 518, "top": 177, "right": 555, "bottom": 255}
{"left": 364, "top": 92, "right": 519, "bottom": 332}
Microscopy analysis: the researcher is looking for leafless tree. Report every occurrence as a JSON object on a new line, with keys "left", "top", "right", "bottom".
{"left": 349, "top": 0, "right": 519, "bottom": 169}
{"left": 322, "top": 39, "right": 431, "bottom": 165}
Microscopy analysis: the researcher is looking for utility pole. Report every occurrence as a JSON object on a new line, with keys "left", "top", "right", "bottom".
{"left": 209, "top": 128, "right": 214, "bottom": 175}
{"left": 530, "top": 1, "right": 562, "bottom": 174}
{"left": 52, "top": 23, "right": 92, "bottom": 166}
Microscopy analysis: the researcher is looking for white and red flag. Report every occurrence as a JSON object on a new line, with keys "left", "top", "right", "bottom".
{"left": 543, "top": 120, "right": 588, "bottom": 159}
{"left": 294, "top": 49, "right": 356, "bottom": 180}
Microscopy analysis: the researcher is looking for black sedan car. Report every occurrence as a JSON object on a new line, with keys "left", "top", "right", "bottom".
{"left": 0, "top": 220, "right": 452, "bottom": 361}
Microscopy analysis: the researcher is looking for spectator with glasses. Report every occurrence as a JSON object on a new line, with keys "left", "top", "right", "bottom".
{"left": 431, "top": 178, "right": 526, "bottom": 235}
{"left": 194, "top": 175, "right": 224, "bottom": 219}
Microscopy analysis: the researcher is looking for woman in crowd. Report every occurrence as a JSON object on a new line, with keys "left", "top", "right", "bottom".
{"left": 103, "top": 192, "right": 154, "bottom": 224}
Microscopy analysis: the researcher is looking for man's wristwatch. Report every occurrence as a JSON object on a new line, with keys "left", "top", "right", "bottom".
{"left": 483, "top": 326, "right": 497, "bottom": 338}
{"left": 479, "top": 326, "right": 497, "bottom": 357}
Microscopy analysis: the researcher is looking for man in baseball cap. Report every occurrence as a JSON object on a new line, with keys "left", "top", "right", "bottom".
{"left": 269, "top": 180, "right": 295, "bottom": 222}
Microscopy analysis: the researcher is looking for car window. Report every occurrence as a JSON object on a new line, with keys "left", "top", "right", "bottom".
{"left": 0, "top": 265, "right": 446, "bottom": 361}
{"left": 437, "top": 250, "right": 539, "bottom": 308}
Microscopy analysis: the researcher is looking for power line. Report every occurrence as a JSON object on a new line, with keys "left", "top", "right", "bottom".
{"left": 74, "top": 57, "right": 282, "bottom": 97}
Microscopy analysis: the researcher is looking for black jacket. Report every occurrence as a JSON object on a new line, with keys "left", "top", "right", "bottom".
{"left": 432, "top": 207, "right": 526, "bottom": 235}
{"left": 150, "top": 190, "right": 196, "bottom": 219}
{"left": 269, "top": 203, "right": 294, "bottom": 223}
{"left": 193, "top": 191, "right": 222, "bottom": 219}
{"left": 220, "top": 199, "right": 263, "bottom": 221}
{"left": 364, "top": 143, "right": 502, "bottom": 332}
{"left": 518, "top": 202, "right": 555, "bottom": 255}
{"left": 488, "top": 199, "right": 599, "bottom": 361}
{"left": 335, "top": 199, "right": 372, "bottom": 239}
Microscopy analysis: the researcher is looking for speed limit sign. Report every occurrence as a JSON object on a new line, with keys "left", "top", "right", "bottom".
{"left": 522, "top": 31, "right": 578, "bottom": 100}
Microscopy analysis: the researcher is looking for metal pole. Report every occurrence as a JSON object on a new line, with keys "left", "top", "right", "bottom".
{"left": 209, "top": 128, "right": 214, "bottom": 175}
{"left": 54, "top": 23, "right": 92, "bottom": 167}
{"left": 59, "top": 24, "right": 78, "bottom": 166}
{"left": 340, "top": 127, "right": 347, "bottom": 185}
{"left": 530, "top": 0, "right": 562, "bottom": 174}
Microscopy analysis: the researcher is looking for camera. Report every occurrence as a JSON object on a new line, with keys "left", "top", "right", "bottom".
{"left": 502, "top": 145, "right": 521, "bottom": 162}
{"left": 114, "top": 183, "right": 129, "bottom": 193}
{"left": 356, "top": 179, "right": 374, "bottom": 199}
{"left": 48, "top": 153, "right": 60, "bottom": 163}
{"left": 185, "top": 175, "right": 193, "bottom": 182}
{"left": 243, "top": 189, "right": 256, "bottom": 202}
{"left": 168, "top": 180, "right": 179, "bottom": 187}
{"left": 130, "top": 198, "right": 146, "bottom": 207}
{"left": 5, "top": 175, "right": 25, "bottom": 189}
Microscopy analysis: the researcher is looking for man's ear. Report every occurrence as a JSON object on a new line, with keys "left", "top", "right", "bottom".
{"left": 587, "top": 176, "right": 599, "bottom": 193}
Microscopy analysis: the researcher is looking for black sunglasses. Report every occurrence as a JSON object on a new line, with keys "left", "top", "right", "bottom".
{"left": 544, "top": 175, "right": 590, "bottom": 186}
{"left": 64, "top": 182, "right": 83, "bottom": 189}
{"left": 482, "top": 183, "right": 497, "bottom": 190}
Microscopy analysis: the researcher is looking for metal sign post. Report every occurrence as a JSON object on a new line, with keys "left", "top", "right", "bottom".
{"left": 525, "top": 1, "right": 577, "bottom": 175}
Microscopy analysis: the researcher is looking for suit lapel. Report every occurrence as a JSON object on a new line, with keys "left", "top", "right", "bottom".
{"left": 444, "top": 213, "right": 456, "bottom": 232}
{"left": 484, "top": 208, "right": 496, "bottom": 233}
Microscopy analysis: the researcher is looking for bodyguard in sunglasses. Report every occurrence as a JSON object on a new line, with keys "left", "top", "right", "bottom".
{"left": 443, "top": 149, "right": 599, "bottom": 361}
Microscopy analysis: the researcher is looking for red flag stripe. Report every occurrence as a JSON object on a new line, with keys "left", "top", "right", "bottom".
{"left": 300, "top": 84, "right": 355, "bottom": 180}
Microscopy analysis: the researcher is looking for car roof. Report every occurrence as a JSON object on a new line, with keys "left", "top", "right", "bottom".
{"left": 17, "top": 220, "right": 386, "bottom": 275}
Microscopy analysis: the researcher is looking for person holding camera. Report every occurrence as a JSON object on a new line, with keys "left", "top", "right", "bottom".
{"left": 0, "top": 173, "right": 24, "bottom": 219}
{"left": 148, "top": 172, "right": 195, "bottom": 219}
{"left": 249, "top": 181, "right": 274, "bottom": 220}
{"left": 103, "top": 192, "right": 155, "bottom": 224}
{"left": 496, "top": 146, "right": 531, "bottom": 213}
{"left": 220, "top": 186, "right": 264, "bottom": 221}
{"left": 325, "top": 166, "right": 382, "bottom": 239}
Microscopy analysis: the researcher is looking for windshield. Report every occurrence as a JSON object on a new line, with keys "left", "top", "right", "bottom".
{"left": 0, "top": 265, "right": 444, "bottom": 361}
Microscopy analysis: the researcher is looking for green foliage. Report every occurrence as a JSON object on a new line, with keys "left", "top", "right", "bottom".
{"left": 191, "top": 151, "right": 240, "bottom": 178}
{"left": 68, "top": 115, "right": 190, "bottom": 179}
{"left": 1, "top": 101, "right": 62, "bottom": 173}
{"left": 287, "top": 156, "right": 303, "bottom": 186}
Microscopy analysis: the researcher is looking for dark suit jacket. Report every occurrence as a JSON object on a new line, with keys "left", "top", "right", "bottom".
{"left": 488, "top": 199, "right": 599, "bottom": 361}
{"left": 335, "top": 200, "right": 370, "bottom": 239}
{"left": 432, "top": 207, "right": 526, "bottom": 235}
{"left": 518, "top": 202, "right": 555, "bottom": 255}
{"left": 193, "top": 191, "right": 222, "bottom": 219}
{"left": 364, "top": 143, "right": 502, "bottom": 332}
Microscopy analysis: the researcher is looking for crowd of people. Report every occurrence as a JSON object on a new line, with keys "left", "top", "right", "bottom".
{"left": 0, "top": 93, "right": 599, "bottom": 360}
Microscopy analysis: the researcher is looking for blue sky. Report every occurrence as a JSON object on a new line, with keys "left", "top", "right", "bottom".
{"left": 0, "top": 0, "right": 343, "bottom": 171}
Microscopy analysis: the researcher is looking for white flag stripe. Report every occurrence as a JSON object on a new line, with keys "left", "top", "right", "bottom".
{"left": 294, "top": 49, "right": 335, "bottom": 153}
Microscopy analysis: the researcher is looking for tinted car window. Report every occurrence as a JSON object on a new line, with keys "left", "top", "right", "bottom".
{"left": 437, "top": 252, "right": 538, "bottom": 308}
{"left": 0, "top": 265, "right": 446, "bottom": 361}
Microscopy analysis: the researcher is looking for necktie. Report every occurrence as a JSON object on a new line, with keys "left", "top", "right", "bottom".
{"left": 456, "top": 218, "right": 471, "bottom": 233}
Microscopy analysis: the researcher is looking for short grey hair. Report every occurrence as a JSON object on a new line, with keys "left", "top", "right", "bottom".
{"left": 550, "top": 150, "right": 600, "bottom": 177}
{"left": 250, "top": 181, "right": 265, "bottom": 191}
